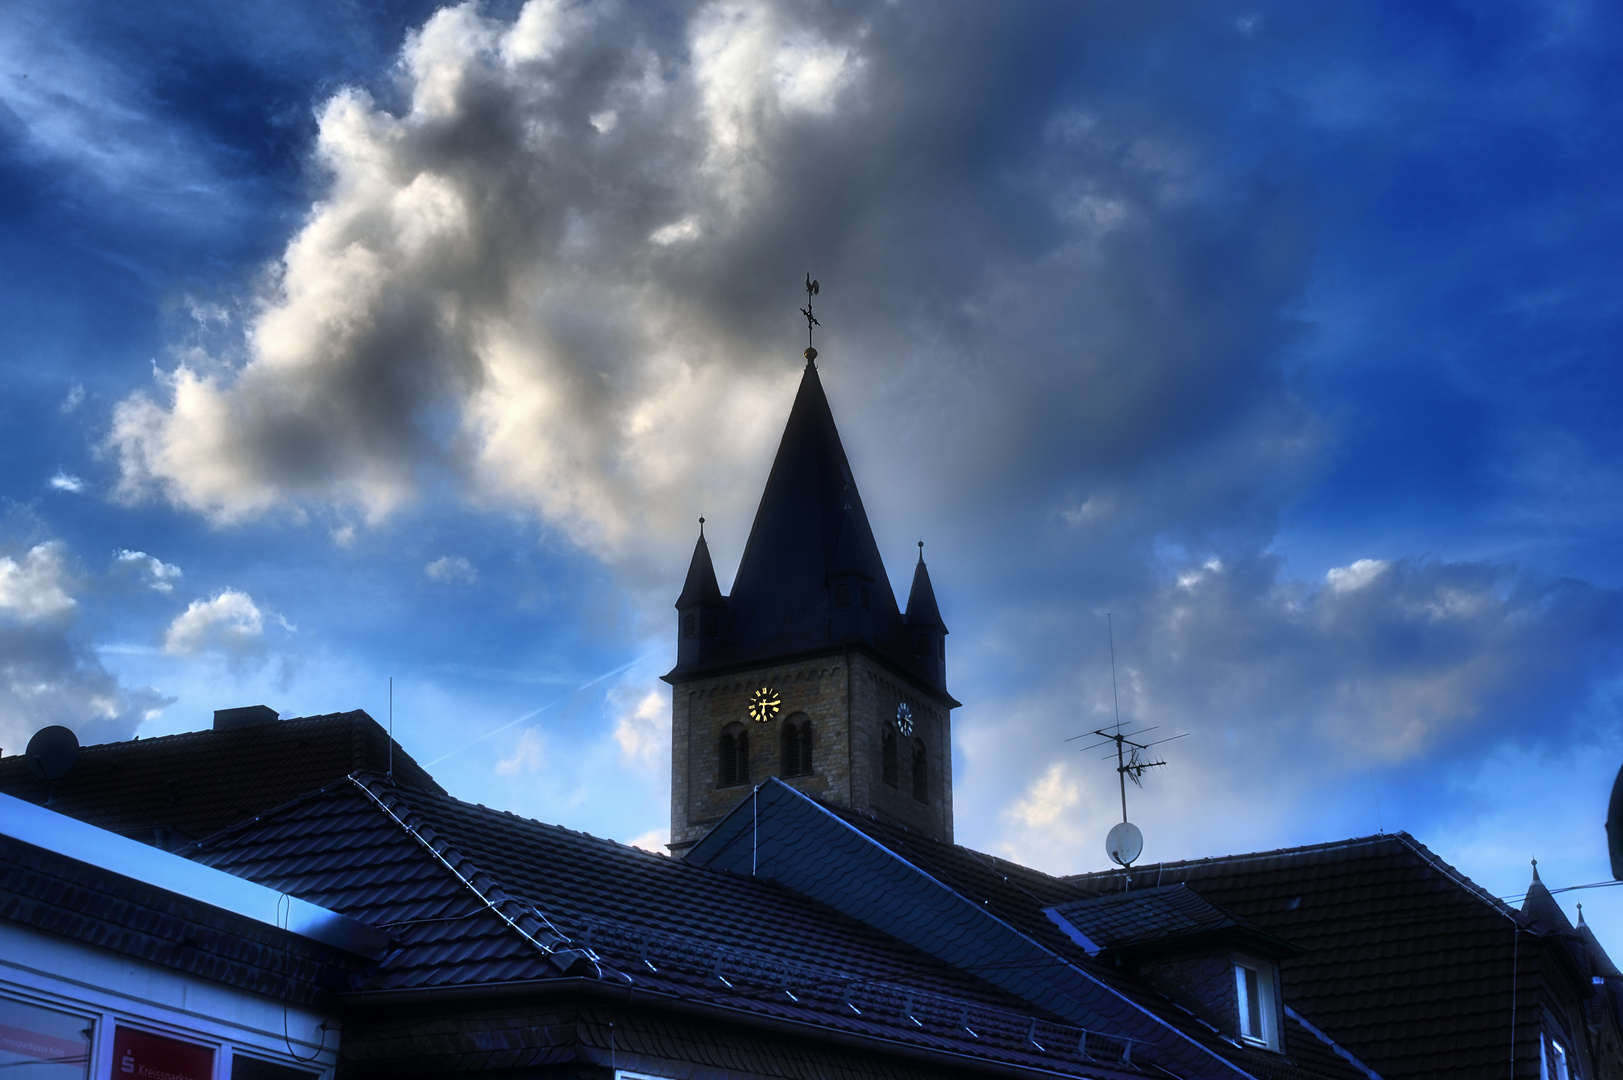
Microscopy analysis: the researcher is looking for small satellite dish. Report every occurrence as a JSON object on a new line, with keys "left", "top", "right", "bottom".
{"left": 25, "top": 725, "right": 79, "bottom": 782}
{"left": 1106, "top": 821, "right": 1143, "bottom": 867}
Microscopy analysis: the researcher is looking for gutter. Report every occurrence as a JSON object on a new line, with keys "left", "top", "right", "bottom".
{"left": 339, "top": 977, "right": 1142, "bottom": 1080}
{"left": 0, "top": 791, "right": 387, "bottom": 958}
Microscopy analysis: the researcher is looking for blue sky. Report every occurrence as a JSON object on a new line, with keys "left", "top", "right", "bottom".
{"left": 3, "top": 0, "right": 1622, "bottom": 938}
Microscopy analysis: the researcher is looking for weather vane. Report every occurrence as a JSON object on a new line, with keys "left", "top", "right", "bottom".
{"left": 1065, "top": 614, "right": 1187, "bottom": 869}
{"left": 801, "top": 273, "right": 820, "bottom": 362}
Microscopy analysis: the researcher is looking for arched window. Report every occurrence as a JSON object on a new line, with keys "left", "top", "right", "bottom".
{"left": 912, "top": 739, "right": 928, "bottom": 804}
{"left": 882, "top": 724, "right": 899, "bottom": 787}
{"left": 718, "top": 723, "right": 749, "bottom": 787}
{"left": 683, "top": 614, "right": 696, "bottom": 638}
{"left": 781, "top": 713, "right": 813, "bottom": 777}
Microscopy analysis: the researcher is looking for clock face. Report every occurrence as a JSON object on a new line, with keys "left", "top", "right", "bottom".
{"left": 747, "top": 686, "right": 782, "bottom": 723}
{"left": 895, "top": 702, "right": 914, "bottom": 738}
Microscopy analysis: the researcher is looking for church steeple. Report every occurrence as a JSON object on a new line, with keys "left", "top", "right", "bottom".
{"left": 664, "top": 288, "right": 957, "bottom": 852}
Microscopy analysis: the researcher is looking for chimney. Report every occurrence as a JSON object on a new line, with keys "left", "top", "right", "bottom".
{"left": 213, "top": 705, "right": 280, "bottom": 731}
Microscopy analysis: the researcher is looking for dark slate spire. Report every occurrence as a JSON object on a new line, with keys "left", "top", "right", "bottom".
{"left": 718, "top": 360, "right": 904, "bottom": 661}
{"left": 1520, "top": 858, "right": 1575, "bottom": 935}
{"left": 675, "top": 520, "right": 726, "bottom": 609}
{"left": 904, "top": 542, "right": 946, "bottom": 631}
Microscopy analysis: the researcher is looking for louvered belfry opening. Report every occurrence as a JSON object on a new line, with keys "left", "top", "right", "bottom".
{"left": 911, "top": 739, "right": 928, "bottom": 804}
{"left": 781, "top": 713, "right": 813, "bottom": 777}
{"left": 882, "top": 725, "right": 899, "bottom": 787}
{"left": 718, "top": 724, "right": 749, "bottom": 787}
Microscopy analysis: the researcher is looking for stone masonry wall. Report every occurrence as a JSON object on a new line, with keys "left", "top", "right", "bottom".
{"left": 670, "top": 657, "right": 851, "bottom": 848}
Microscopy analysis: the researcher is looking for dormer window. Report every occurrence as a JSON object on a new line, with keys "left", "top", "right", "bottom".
{"left": 1234, "top": 959, "right": 1278, "bottom": 1050}
{"left": 1543, "top": 1022, "right": 1574, "bottom": 1079}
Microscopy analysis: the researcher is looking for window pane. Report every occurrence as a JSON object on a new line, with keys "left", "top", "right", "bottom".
{"left": 0, "top": 995, "right": 94, "bottom": 1080}
{"left": 1237, "top": 966, "right": 1262, "bottom": 1039}
{"left": 231, "top": 1053, "right": 319, "bottom": 1080}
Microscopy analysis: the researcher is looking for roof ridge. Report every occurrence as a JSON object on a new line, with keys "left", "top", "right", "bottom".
{"left": 345, "top": 773, "right": 613, "bottom": 980}
{"left": 1064, "top": 832, "right": 1406, "bottom": 880}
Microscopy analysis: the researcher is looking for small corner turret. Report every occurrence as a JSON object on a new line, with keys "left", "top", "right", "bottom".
{"left": 905, "top": 541, "right": 948, "bottom": 690}
{"left": 674, "top": 518, "right": 728, "bottom": 670}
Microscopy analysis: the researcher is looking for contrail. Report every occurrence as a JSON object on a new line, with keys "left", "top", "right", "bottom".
{"left": 425, "top": 648, "right": 663, "bottom": 766}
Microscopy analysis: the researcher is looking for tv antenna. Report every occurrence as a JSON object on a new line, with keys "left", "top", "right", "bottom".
{"left": 800, "top": 273, "right": 820, "bottom": 362}
{"left": 1065, "top": 614, "right": 1186, "bottom": 868}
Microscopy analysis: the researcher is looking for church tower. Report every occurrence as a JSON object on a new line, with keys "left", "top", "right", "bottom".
{"left": 664, "top": 354, "right": 958, "bottom": 852}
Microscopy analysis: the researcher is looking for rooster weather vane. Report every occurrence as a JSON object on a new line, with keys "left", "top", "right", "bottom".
{"left": 801, "top": 273, "right": 820, "bottom": 363}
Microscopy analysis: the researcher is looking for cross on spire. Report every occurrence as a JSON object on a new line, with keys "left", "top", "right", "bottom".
{"left": 801, "top": 273, "right": 820, "bottom": 362}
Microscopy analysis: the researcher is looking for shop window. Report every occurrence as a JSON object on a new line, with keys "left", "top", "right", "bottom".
{"left": 0, "top": 993, "right": 94, "bottom": 1079}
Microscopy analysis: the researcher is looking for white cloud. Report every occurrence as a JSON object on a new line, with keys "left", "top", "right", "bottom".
{"left": 60, "top": 384, "right": 85, "bottom": 414}
{"left": 0, "top": 539, "right": 170, "bottom": 755}
{"left": 163, "top": 590, "right": 265, "bottom": 656}
{"left": 627, "top": 827, "right": 668, "bottom": 853}
{"left": 612, "top": 688, "right": 667, "bottom": 767}
{"left": 104, "top": 0, "right": 1322, "bottom": 599}
{"left": 49, "top": 472, "right": 85, "bottom": 494}
{"left": 425, "top": 555, "right": 478, "bottom": 584}
{"left": 0, "top": 543, "right": 77, "bottom": 621}
{"left": 1326, "top": 557, "right": 1389, "bottom": 592}
{"left": 114, "top": 549, "right": 183, "bottom": 593}
{"left": 496, "top": 727, "right": 546, "bottom": 775}
{"left": 964, "top": 552, "right": 1620, "bottom": 873}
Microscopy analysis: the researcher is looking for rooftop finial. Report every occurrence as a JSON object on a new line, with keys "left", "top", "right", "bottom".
{"left": 918, "top": 539, "right": 925, "bottom": 562}
{"left": 699, "top": 516, "right": 706, "bottom": 538}
{"left": 801, "top": 273, "right": 820, "bottom": 363}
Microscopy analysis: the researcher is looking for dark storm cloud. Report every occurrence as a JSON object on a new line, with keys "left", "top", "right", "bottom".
{"left": 106, "top": 1, "right": 1320, "bottom": 569}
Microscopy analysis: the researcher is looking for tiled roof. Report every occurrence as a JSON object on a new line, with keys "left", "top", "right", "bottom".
{"left": 0, "top": 711, "right": 440, "bottom": 847}
{"left": 191, "top": 775, "right": 1146, "bottom": 1079}
{"left": 692, "top": 780, "right": 1369, "bottom": 1080}
{"left": 1052, "top": 884, "right": 1296, "bottom": 958}
{"left": 1065, "top": 834, "right": 1544, "bottom": 1079}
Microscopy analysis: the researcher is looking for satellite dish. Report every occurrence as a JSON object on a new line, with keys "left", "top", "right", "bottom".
{"left": 1106, "top": 821, "right": 1143, "bottom": 867}
{"left": 25, "top": 725, "right": 79, "bottom": 782}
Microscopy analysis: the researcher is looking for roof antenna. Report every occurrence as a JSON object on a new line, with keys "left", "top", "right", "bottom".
{"left": 1065, "top": 614, "right": 1187, "bottom": 871}
{"left": 801, "top": 273, "right": 820, "bottom": 363}
{"left": 388, "top": 676, "right": 394, "bottom": 784}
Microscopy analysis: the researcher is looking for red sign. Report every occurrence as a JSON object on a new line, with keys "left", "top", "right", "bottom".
{"left": 110, "top": 1027, "right": 213, "bottom": 1080}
